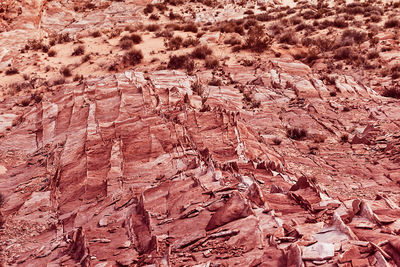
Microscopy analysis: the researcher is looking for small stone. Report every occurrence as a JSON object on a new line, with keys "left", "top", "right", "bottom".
{"left": 339, "top": 246, "right": 361, "bottom": 263}
{"left": 302, "top": 242, "right": 334, "bottom": 261}
{"left": 98, "top": 217, "right": 109, "bottom": 227}
{"left": 203, "top": 249, "right": 212, "bottom": 258}
{"left": 118, "top": 240, "right": 131, "bottom": 249}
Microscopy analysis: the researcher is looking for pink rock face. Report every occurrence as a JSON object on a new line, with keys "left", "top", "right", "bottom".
{"left": 1, "top": 58, "right": 400, "bottom": 266}
{"left": 205, "top": 191, "right": 253, "bottom": 231}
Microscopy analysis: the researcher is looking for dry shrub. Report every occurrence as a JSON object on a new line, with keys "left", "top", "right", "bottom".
{"left": 279, "top": 31, "right": 298, "bottom": 45}
{"left": 48, "top": 49, "right": 57, "bottom": 57}
{"left": 191, "top": 45, "right": 212, "bottom": 59}
{"left": 123, "top": 49, "right": 143, "bottom": 66}
{"left": 384, "top": 18, "right": 400, "bottom": 28}
{"left": 244, "top": 25, "right": 272, "bottom": 52}
{"left": 5, "top": 68, "right": 19, "bottom": 75}
{"left": 61, "top": 67, "right": 72, "bottom": 77}
{"left": 144, "top": 4, "right": 154, "bottom": 14}
{"left": 166, "top": 36, "right": 183, "bottom": 50}
{"left": 167, "top": 55, "right": 195, "bottom": 73}
{"left": 182, "top": 37, "right": 200, "bottom": 47}
{"left": 183, "top": 23, "right": 198, "bottom": 33}
{"left": 334, "top": 46, "right": 353, "bottom": 60}
{"left": 146, "top": 24, "right": 160, "bottom": 32}
{"left": 333, "top": 18, "right": 348, "bottom": 28}
{"left": 92, "top": 31, "right": 101, "bottom": 37}
{"left": 287, "top": 127, "right": 307, "bottom": 140}
{"left": 205, "top": 56, "right": 219, "bottom": 69}
{"left": 72, "top": 45, "right": 85, "bottom": 56}
{"left": 120, "top": 34, "right": 142, "bottom": 44}
{"left": 149, "top": 14, "right": 160, "bottom": 20}
{"left": 120, "top": 39, "right": 134, "bottom": 50}
{"left": 208, "top": 77, "right": 222, "bottom": 86}
{"left": 341, "top": 29, "right": 367, "bottom": 45}
{"left": 382, "top": 85, "right": 400, "bottom": 99}
{"left": 224, "top": 37, "right": 241, "bottom": 46}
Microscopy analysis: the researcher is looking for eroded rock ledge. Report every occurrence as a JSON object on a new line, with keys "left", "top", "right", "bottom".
{"left": 1, "top": 64, "right": 400, "bottom": 266}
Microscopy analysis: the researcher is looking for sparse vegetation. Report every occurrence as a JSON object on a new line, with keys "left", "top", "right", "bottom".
{"left": 382, "top": 85, "right": 400, "bottom": 99}
{"left": 48, "top": 49, "right": 57, "bottom": 57}
{"left": 61, "top": 67, "right": 72, "bottom": 77}
{"left": 122, "top": 49, "right": 143, "bottom": 66}
{"left": 5, "top": 68, "right": 19, "bottom": 75}
{"left": 191, "top": 45, "right": 212, "bottom": 59}
{"left": 166, "top": 36, "right": 183, "bottom": 50}
{"left": 244, "top": 25, "right": 272, "bottom": 52}
{"left": 72, "top": 45, "right": 85, "bottom": 56}
{"left": 167, "top": 54, "right": 194, "bottom": 73}
{"left": 287, "top": 127, "right": 307, "bottom": 140}
{"left": 205, "top": 56, "right": 219, "bottom": 69}
{"left": 384, "top": 18, "right": 400, "bottom": 28}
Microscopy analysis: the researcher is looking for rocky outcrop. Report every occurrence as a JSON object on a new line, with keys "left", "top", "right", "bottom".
{"left": 0, "top": 59, "right": 400, "bottom": 265}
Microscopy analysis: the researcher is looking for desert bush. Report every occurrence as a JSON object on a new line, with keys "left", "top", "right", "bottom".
{"left": 144, "top": 4, "right": 154, "bottom": 14}
{"left": 50, "top": 33, "right": 71, "bottom": 44}
{"left": 382, "top": 85, "right": 400, "bottom": 99}
{"left": 92, "top": 31, "right": 101, "bottom": 37}
{"left": 341, "top": 29, "right": 367, "bottom": 45}
{"left": 344, "top": 4, "right": 364, "bottom": 15}
{"left": 287, "top": 127, "right": 307, "bottom": 140}
{"left": 318, "top": 19, "right": 333, "bottom": 29}
{"left": 146, "top": 24, "right": 160, "bottom": 32}
{"left": 243, "top": 19, "right": 257, "bottom": 29}
{"left": 61, "top": 67, "right": 72, "bottom": 77}
{"left": 48, "top": 49, "right": 57, "bottom": 57}
{"left": 272, "top": 137, "right": 282, "bottom": 145}
{"left": 370, "top": 15, "right": 381, "bottom": 23}
{"left": 208, "top": 77, "right": 222, "bottom": 86}
{"left": 155, "top": 2, "right": 168, "bottom": 11}
{"left": 295, "top": 23, "right": 314, "bottom": 32}
{"left": 279, "top": 31, "right": 298, "bottom": 45}
{"left": 167, "top": 55, "right": 194, "bottom": 73}
{"left": 183, "top": 23, "right": 198, "bottom": 33}
{"left": 120, "top": 33, "right": 142, "bottom": 44}
{"left": 123, "top": 49, "right": 143, "bottom": 66}
{"left": 53, "top": 78, "right": 66, "bottom": 85}
{"left": 268, "top": 23, "right": 283, "bottom": 35}
{"left": 334, "top": 46, "right": 353, "bottom": 60}
{"left": 5, "top": 68, "right": 19, "bottom": 75}
{"left": 166, "top": 36, "right": 183, "bottom": 50}
{"left": 149, "top": 14, "right": 160, "bottom": 20}
{"left": 384, "top": 18, "right": 400, "bottom": 28}
{"left": 367, "top": 50, "right": 379, "bottom": 59}
{"left": 224, "top": 37, "right": 241, "bottom": 46}
{"left": 72, "top": 45, "right": 85, "bottom": 56}
{"left": 169, "top": 11, "right": 182, "bottom": 20}
{"left": 82, "top": 54, "right": 91, "bottom": 63}
{"left": 182, "top": 37, "right": 200, "bottom": 47}
{"left": 0, "top": 192, "right": 4, "bottom": 207}
{"left": 156, "top": 30, "right": 174, "bottom": 38}
{"left": 120, "top": 39, "right": 134, "bottom": 50}
{"left": 340, "top": 134, "right": 349, "bottom": 143}
{"left": 290, "top": 16, "right": 303, "bottom": 25}
{"left": 191, "top": 45, "right": 212, "bottom": 59}
{"left": 244, "top": 25, "right": 272, "bottom": 52}
{"left": 205, "top": 56, "right": 219, "bottom": 69}
{"left": 333, "top": 18, "right": 348, "bottom": 28}
{"left": 255, "top": 13, "right": 275, "bottom": 22}
{"left": 165, "top": 23, "right": 182, "bottom": 31}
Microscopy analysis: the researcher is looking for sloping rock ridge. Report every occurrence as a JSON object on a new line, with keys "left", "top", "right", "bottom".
{"left": 1, "top": 59, "right": 400, "bottom": 266}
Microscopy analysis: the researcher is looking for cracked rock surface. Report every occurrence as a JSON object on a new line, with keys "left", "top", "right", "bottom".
{"left": 1, "top": 63, "right": 400, "bottom": 266}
